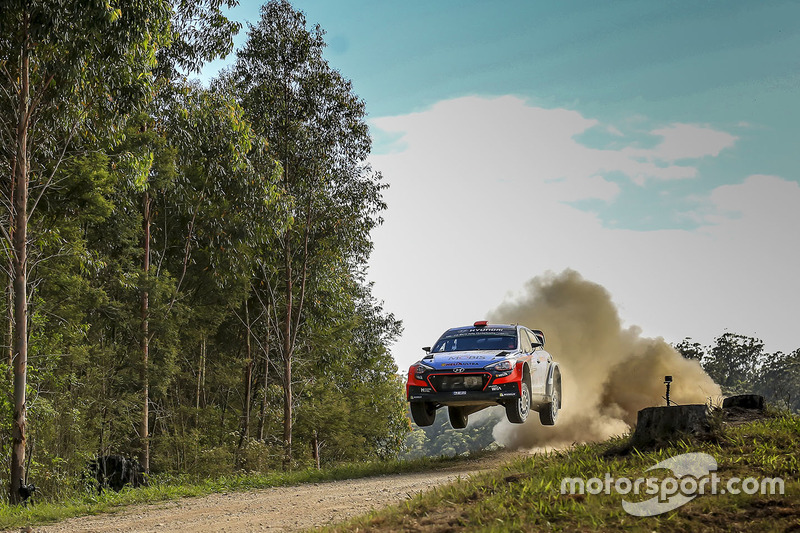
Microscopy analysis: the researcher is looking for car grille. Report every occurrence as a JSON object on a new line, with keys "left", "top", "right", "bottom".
{"left": 429, "top": 373, "right": 489, "bottom": 392}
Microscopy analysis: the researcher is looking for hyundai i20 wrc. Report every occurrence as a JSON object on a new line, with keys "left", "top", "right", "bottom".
{"left": 406, "top": 321, "right": 561, "bottom": 429}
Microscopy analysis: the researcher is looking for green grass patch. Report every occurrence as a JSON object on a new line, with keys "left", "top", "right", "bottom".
{"left": 329, "top": 414, "right": 800, "bottom": 532}
{"left": 0, "top": 452, "right": 476, "bottom": 530}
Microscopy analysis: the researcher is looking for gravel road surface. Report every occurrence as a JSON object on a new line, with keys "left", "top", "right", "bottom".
{"left": 26, "top": 453, "right": 521, "bottom": 533}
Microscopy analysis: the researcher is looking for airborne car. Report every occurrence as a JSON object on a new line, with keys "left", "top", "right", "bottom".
{"left": 406, "top": 322, "right": 561, "bottom": 429}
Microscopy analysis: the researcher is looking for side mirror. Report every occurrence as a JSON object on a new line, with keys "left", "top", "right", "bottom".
{"left": 422, "top": 346, "right": 431, "bottom": 353}
{"left": 531, "top": 329, "right": 546, "bottom": 348}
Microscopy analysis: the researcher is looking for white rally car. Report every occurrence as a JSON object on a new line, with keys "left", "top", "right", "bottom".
{"left": 406, "top": 321, "right": 562, "bottom": 429}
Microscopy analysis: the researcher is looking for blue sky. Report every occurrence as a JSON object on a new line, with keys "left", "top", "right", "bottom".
{"left": 201, "top": 1, "right": 800, "bottom": 366}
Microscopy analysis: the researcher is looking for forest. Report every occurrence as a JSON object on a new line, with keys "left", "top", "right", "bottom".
{"left": 0, "top": 0, "right": 410, "bottom": 503}
{"left": 3, "top": 0, "right": 799, "bottom": 509}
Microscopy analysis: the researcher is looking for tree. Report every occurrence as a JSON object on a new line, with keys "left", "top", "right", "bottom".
{"left": 674, "top": 338, "right": 705, "bottom": 361}
{"left": 0, "top": 0, "right": 170, "bottom": 502}
{"left": 702, "top": 332, "right": 764, "bottom": 395}
{"left": 115, "top": 79, "right": 272, "bottom": 470}
{"left": 755, "top": 349, "right": 800, "bottom": 411}
{"left": 127, "top": 0, "right": 247, "bottom": 471}
{"left": 233, "top": 0, "right": 386, "bottom": 467}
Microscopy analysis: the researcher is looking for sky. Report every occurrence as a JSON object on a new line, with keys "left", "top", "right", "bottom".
{"left": 201, "top": 0, "right": 800, "bottom": 370}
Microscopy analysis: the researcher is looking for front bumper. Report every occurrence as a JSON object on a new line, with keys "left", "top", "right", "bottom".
{"left": 406, "top": 361, "right": 526, "bottom": 406}
{"left": 407, "top": 381, "right": 520, "bottom": 405}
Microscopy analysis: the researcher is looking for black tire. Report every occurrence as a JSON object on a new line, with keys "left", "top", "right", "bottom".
{"left": 448, "top": 406, "right": 468, "bottom": 429}
{"left": 505, "top": 380, "right": 531, "bottom": 424}
{"left": 410, "top": 402, "right": 436, "bottom": 427}
{"left": 539, "top": 386, "right": 559, "bottom": 426}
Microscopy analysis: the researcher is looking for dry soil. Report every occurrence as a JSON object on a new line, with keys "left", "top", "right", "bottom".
{"left": 25, "top": 451, "right": 523, "bottom": 533}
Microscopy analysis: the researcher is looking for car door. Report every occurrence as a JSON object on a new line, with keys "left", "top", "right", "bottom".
{"left": 525, "top": 329, "right": 549, "bottom": 393}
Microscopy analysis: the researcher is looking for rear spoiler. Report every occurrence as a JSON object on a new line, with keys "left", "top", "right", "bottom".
{"left": 531, "top": 329, "right": 546, "bottom": 347}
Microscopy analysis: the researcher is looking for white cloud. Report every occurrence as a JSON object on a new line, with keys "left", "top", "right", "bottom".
{"left": 367, "top": 96, "right": 800, "bottom": 369}
{"left": 647, "top": 123, "right": 738, "bottom": 161}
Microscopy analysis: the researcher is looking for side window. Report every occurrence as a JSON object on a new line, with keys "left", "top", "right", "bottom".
{"left": 524, "top": 330, "right": 539, "bottom": 350}
{"left": 519, "top": 329, "right": 532, "bottom": 353}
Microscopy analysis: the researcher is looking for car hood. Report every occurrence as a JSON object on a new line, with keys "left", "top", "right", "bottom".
{"left": 421, "top": 350, "right": 517, "bottom": 371}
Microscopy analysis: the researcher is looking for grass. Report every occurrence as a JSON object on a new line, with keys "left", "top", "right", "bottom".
{"left": 0, "top": 452, "right": 478, "bottom": 531}
{"left": 326, "top": 413, "right": 800, "bottom": 532}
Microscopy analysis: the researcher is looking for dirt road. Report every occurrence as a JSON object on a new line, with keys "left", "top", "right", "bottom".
{"left": 30, "top": 453, "right": 522, "bottom": 533}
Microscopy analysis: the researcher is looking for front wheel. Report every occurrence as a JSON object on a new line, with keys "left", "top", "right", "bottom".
{"left": 539, "top": 387, "right": 559, "bottom": 426}
{"left": 505, "top": 381, "right": 530, "bottom": 424}
{"left": 410, "top": 402, "right": 437, "bottom": 427}
{"left": 448, "top": 406, "right": 468, "bottom": 429}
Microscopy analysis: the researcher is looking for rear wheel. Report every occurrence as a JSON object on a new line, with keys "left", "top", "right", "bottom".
{"left": 505, "top": 380, "right": 530, "bottom": 424}
{"left": 448, "top": 406, "right": 468, "bottom": 429}
{"left": 539, "top": 386, "right": 559, "bottom": 426}
{"left": 410, "top": 402, "right": 436, "bottom": 427}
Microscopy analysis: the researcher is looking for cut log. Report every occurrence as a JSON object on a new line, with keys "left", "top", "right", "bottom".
{"left": 631, "top": 404, "right": 710, "bottom": 449}
{"left": 722, "top": 394, "right": 765, "bottom": 411}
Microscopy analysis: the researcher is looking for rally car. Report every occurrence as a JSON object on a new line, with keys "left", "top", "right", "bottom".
{"left": 406, "top": 321, "right": 561, "bottom": 429}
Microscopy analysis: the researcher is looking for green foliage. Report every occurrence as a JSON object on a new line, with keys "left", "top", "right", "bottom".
{"left": 702, "top": 332, "right": 765, "bottom": 394}
{"left": 673, "top": 337, "right": 704, "bottom": 361}
{"left": 754, "top": 349, "right": 800, "bottom": 411}
{"left": 157, "top": 0, "right": 243, "bottom": 78}
{"left": 0, "top": 0, "right": 172, "bottom": 149}
{"left": 678, "top": 333, "right": 800, "bottom": 410}
{"left": 402, "top": 407, "right": 501, "bottom": 460}
{"left": 0, "top": 0, "right": 404, "bottom": 503}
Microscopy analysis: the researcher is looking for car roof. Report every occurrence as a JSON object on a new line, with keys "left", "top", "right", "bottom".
{"left": 440, "top": 324, "right": 518, "bottom": 336}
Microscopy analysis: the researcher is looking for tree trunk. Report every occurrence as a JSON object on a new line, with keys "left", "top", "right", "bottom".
{"left": 5, "top": 150, "right": 13, "bottom": 379}
{"left": 5, "top": 261, "right": 12, "bottom": 379}
{"left": 10, "top": 22, "right": 30, "bottom": 504}
{"left": 311, "top": 430, "right": 320, "bottom": 470}
{"left": 195, "top": 335, "right": 206, "bottom": 420}
{"left": 258, "top": 311, "right": 270, "bottom": 442}
{"left": 140, "top": 190, "right": 151, "bottom": 472}
{"left": 237, "top": 300, "right": 253, "bottom": 458}
{"left": 282, "top": 236, "right": 293, "bottom": 469}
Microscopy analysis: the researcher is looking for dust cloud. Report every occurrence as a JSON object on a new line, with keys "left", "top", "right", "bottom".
{"left": 488, "top": 269, "right": 721, "bottom": 449}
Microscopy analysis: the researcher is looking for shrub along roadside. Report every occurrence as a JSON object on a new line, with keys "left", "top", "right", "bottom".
{"left": 0, "top": 453, "right": 477, "bottom": 530}
{"left": 328, "top": 414, "right": 800, "bottom": 532}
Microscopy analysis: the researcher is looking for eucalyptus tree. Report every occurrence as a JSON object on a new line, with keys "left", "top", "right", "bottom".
{"left": 147, "top": 82, "right": 280, "bottom": 468}
{"left": 234, "top": 0, "right": 388, "bottom": 466}
{"left": 0, "top": 0, "right": 170, "bottom": 502}
{"left": 128, "top": 0, "right": 244, "bottom": 472}
{"left": 293, "top": 273, "right": 407, "bottom": 466}
{"left": 114, "top": 78, "right": 274, "bottom": 471}
{"left": 702, "top": 333, "right": 765, "bottom": 395}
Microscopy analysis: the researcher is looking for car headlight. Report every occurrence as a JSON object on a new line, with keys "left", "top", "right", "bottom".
{"left": 414, "top": 363, "right": 434, "bottom": 378}
{"left": 485, "top": 360, "right": 513, "bottom": 371}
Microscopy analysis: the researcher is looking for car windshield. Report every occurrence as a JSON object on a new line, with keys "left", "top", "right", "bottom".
{"left": 432, "top": 332, "right": 517, "bottom": 353}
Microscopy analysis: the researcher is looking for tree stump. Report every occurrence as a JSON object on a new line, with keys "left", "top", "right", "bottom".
{"left": 722, "top": 394, "right": 765, "bottom": 411}
{"left": 630, "top": 404, "right": 710, "bottom": 449}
